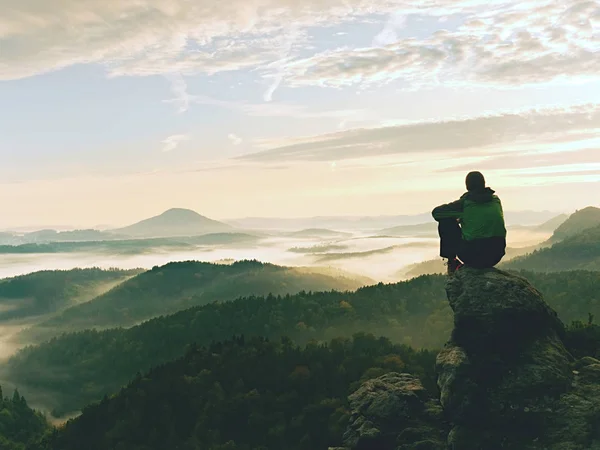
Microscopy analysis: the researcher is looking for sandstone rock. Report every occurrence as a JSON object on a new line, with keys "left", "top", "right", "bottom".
{"left": 342, "top": 267, "right": 600, "bottom": 449}
{"left": 438, "top": 267, "right": 600, "bottom": 449}
{"left": 343, "top": 372, "right": 446, "bottom": 450}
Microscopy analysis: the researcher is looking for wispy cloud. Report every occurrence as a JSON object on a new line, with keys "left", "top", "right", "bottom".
{"left": 1, "top": 0, "right": 597, "bottom": 93}
{"left": 239, "top": 103, "right": 600, "bottom": 162}
{"left": 161, "top": 134, "right": 189, "bottom": 152}
{"left": 164, "top": 73, "right": 191, "bottom": 113}
{"left": 372, "top": 12, "right": 407, "bottom": 47}
{"left": 228, "top": 133, "right": 243, "bottom": 146}
{"left": 279, "top": 1, "right": 600, "bottom": 89}
{"left": 263, "top": 74, "right": 284, "bottom": 102}
{"left": 171, "top": 91, "right": 374, "bottom": 122}
{"left": 0, "top": 0, "right": 404, "bottom": 81}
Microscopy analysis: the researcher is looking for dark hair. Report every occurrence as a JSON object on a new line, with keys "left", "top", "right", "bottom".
{"left": 465, "top": 171, "right": 485, "bottom": 191}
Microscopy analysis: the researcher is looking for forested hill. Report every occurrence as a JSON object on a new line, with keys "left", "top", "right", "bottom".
{"left": 32, "top": 334, "right": 437, "bottom": 450}
{"left": 0, "top": 268, "right": 140, "bottom": 322}
{"left": 30, "top": 321, "right": 600, "bottom": 450}
{"left": 23, "top": 260, "right": 371, "bottom": 342}
{"left": 6, "top": 270, "right": 600, "bottom": 418}
{"left": 550, "top": 206, "right": 600, "bottom": 242}
{"left": 505, "top": 224, "right": 600, "bottom": 272}
{"left": 0, "top": 386, "right": 49, "bottom": 449}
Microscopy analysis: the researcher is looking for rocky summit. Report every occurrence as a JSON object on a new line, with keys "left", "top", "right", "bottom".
{"left": 339, "top": 267, "right": 600, "bottom": 450}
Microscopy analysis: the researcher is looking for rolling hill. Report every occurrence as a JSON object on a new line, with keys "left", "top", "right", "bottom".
{"left": 31, "top": 334, "right": 437, "bottom": 450}
{"left": 549, "top": 207, "right": 600, "bottom": 242}
{"left": 5, "top": 273, "right": 449, "bottom": 417}
{"left": 505, "top": 223, "right": 600, "bottom": 272}
{"left": 0, "top": 268, "right": 141, "bottom": 323}
{"left": 6, "top": 270, "right": 600, "bottom": 418}
{"left": 113, "top": 208, "right": 232, "bottom": 238}
{"left": 0, "top": 232, "right": 17, "bottom": 245}
{"left": 20, "top": 260, "right": 373, "bottom": 342}
{"left": 0, "top": 233, "right": 261, "bottom": 255}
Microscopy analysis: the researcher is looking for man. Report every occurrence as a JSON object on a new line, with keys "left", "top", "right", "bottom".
{"left": 432, "top": 171, "right": 507, "bottom": 275}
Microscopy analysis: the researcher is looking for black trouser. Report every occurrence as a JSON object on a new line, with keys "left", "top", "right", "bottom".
{"left": 438, "top": 219, "right": 506, "bottom": 269}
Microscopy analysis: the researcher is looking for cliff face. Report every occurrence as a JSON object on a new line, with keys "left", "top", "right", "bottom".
{"left": 341, "top": 267, "right": 600, "bottom": 450}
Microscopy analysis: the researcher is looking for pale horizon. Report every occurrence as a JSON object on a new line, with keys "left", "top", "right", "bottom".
{"left": 2, "top": 0, "right": 599, "bottom": 228}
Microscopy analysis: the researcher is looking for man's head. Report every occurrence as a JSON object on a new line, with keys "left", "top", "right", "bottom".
{"left": 465, "top": 171, "right": 485, "bottom": 191}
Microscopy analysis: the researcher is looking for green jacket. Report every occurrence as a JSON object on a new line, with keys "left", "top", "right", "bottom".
{"left": 432, "top": 188, "right": 507, "bottom": 241}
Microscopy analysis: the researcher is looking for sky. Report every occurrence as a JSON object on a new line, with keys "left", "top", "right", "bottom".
{"left": 1, "top": 0, "right": 599, "bottom": 228}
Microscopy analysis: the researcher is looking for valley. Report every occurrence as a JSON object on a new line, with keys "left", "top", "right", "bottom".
{"left": 1, "top": 205, "right": 600, "bottom": 450}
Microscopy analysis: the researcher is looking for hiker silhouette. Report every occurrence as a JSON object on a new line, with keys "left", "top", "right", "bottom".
{"left": 432, "top": 171, "right": 507, "bottom": 274}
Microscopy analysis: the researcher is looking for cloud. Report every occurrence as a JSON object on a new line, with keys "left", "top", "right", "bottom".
{"left": 261, "top": 27, "right": 304, "bottom": 102}
{"left": 1, "top": 0, "right": 596, "bottom": 92}
{"left": 279, "top": 0, "right": 600, "bottom": 89}
{"left": 263, "top": 74, "right": 284, "bottom": 102}
{"left": 440, "top": 147, "right": 600, "bottom": 174}
{"left": 372, "top": 12, "right": 407, "bottom": 47}
{"left": 0, "top": 0, "right": 412, "bottom": 81}
{"left": 175, "top": 91, "right": 374, "bottom": 123}
{"left": 164, "top": 73, "right": 190, "bottom": 113}
{"left": 228, "top": 133, "right": 243, "bottom": 146}
{"left": 161, "top": 134, "right": 189, "bottom": 152}
{"left": 239, "top": 103, "right": 600, "bottom": 162}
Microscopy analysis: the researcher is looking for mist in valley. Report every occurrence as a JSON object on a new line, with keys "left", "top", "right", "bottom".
{"left": 0, "top": 221, "right": 554, "bottom": 421}
{"left": 0, "top": 227, "right": 551, "bottom": 282}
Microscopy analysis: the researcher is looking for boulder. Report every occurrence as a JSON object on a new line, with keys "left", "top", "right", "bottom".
{"left": 342, "top": 372, "right": 446, "bottom": 450}
{"left": 342, "top": 267, "right": 600, "bottom": 449}
{"left": 437, "top": 267, "right": 600, "bottom": 449}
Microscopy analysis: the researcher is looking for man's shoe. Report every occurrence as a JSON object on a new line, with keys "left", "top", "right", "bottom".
{"left": 446, "top": 258, "right": 463, "bottom": 275}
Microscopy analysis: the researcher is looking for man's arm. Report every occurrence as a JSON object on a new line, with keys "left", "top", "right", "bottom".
{"left": 432, "top": 198, "right": 464, "bottom": 222}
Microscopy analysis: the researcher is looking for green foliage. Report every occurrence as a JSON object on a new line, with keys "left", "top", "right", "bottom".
{"left": 0, "top": 386, "right": 49, "bottom": 450}
{"left": 8, "top": 269, "right": 600, "bottom": 418}
{"left": 564, "top": 314, "right": 600, "bottom": 359}
{"left": 37, "top": 334, "right": 437, "bottom": 450}
{"left": 506, "top": 224, "right": 600, "bottom": 272}
{"left": 26, "top": 260, "right": 366, "bottom": 337}
{"left": 7, "top": 273, "right": 447, "bottom": 417}
{"left": 0, "top": 268, "right": 140, "bottom": 321}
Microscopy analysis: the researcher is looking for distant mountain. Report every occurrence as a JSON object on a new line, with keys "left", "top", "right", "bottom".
{"left": 285, "top": 228, "right": 353, "bottom": 238}
{"left": 21, "top": 260, "right": 372, "bottom": 341}
{"left": 535, "top": 214, "right": 569, "bottom": 233}
{"left": 502, "top": 210, "right": 564, "bottom": 226}
{"left": 0, "top": 233, "right": 262, "bottom": 255}
{"left": 0, "top": 232, "right": 17, "bottom": 245}
{"left": 226, "top": 214, "right": 432, "bottom": 231}
{"left": 228, "top": 210, "right": 563, "bottom": 231}
{"left": 379, "top": 222, "right": 437, "bottom": 237}
{"left": 505, "top": 223, "right": 600, "bottom": 272}
{"left": 549, "top": 207, "right": 600, "bottom": 242}
{"left": 113, "top": 208, "right": 232, "bottom": 238}
{"left": 21, "top": 229, "right": 122, "bottom": 243}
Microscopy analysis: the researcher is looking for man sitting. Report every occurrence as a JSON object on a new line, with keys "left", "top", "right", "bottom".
{"left": 432, "top": 171, "right": 507, "bottom": 275}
